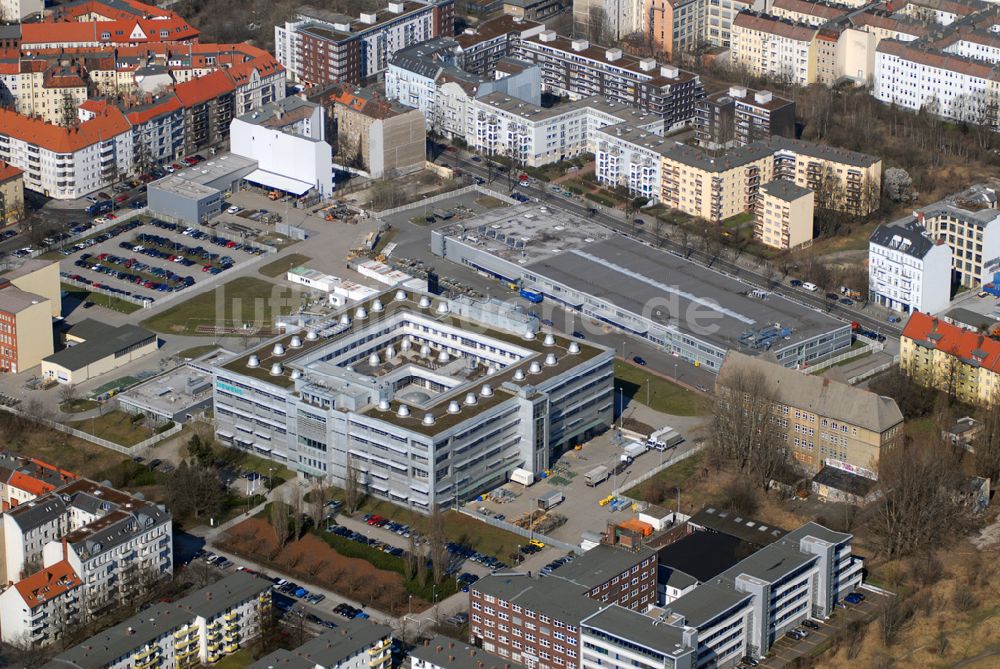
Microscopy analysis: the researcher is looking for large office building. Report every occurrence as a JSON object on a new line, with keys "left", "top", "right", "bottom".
{"left": 39, "top": 572, "right": 271, "bottom": 668}
{"left": 869, "top": 217, "right": 952, "bottom": 315}
{"left": 717, "top": 351, "right": 904, "bottom": 479}
{"left": 514, "top": 31, "right": 705, "bottom": 129}
{"left": 275, "top": 0, "right": 455, "bottom": 86}
{"left": 211, "top": 288, "right": 614, "bottom": 512}
{"left": 432, "top": 204, "right": 852, "bottom": 371}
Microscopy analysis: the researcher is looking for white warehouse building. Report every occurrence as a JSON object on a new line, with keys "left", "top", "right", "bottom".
{"left": 230, "top": 96, "right": 335, "bottom": 198}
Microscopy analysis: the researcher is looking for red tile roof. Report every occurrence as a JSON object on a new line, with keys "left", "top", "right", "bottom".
{"left": 8, "top": 469, "right": 57, "bottom": 496}
{"left": 172, "top": 68, "right": 234, "bottom": 106}
{"left": 0, "top": 105, "right": 130, "bottom": 152}
{"left": 14, "top": 560, "right": 81, "bottom": 609}
{"left": 903, "top": 311, "right": 1000, "bottom": 371}
{"left": 0, "top": 162, "right": 22, "bottom": 183}
{"left": 22, "top": 17, "right": 197, "bottom": 46}
{"left": 124, "top": 94, "right": 182, "bottom": 124}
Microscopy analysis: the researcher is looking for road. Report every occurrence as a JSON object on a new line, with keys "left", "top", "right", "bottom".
{"left": 442, "top": 151, "right": 901, "bottom": 339}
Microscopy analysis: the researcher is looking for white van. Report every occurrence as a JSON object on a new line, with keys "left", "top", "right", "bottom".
{"left": 802, "top": 282, "right": 818, "bottom": 292}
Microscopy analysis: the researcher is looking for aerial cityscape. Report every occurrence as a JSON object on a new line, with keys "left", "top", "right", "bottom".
{"left": 0, "top": 0, "right": 993, "bottom": 667}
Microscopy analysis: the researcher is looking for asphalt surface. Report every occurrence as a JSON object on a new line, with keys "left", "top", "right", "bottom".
{"left": 442, "top": 151, "right": 901, "bottom": 339}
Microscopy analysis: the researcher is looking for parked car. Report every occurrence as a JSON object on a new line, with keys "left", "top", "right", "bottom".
{"left": 801, "top": 620, "right": 820, "bottom": 630}
{"left": 632, "top": 355, "right": 647, "bottom": 366}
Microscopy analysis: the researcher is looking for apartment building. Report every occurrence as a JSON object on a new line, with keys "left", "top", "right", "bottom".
{"left": 896, "top": 0, "right": 985, "bottom": 26}
{"left": 595, "top": 123, "right": 668, "bottom": 201}
{"left": 316, "top": 84, "right": 426, "bottom": 178}
{"left": 660, "top": 141, "right": 777, "bottom": 222}
{"left": 470, "top": 94, "right": 664, "bottom": 167}
{"left": 0, "top": 258, "right": 59, "bottom": 373}
{"left": 274, "top": 0, "right": 455, "bottom": 86}
{"left": 770, "top": 0, "right": 848, "bottom": 26}
{"left": 0, "top": 560, "right": 82, "bottom": 649}
{"left": 718, "top": 351, "right": 904, "bottom": 478}
{"left": 0, "top": 452, "right": 75, "bottom": 511}
{"left": 503, "top": 0, "right": 562, "bottom": 22}
{"left": 470, "top": 545, "right": 656, "bottom": 666}
{"left": 770, "top": 137, "right": 881, "bottom": 216}
{"left": 0, "top": 161, "right": 23, "bottom": 226}
{"left": 731, "top": 11, "right": 819, "bottom": 86}
{"left": 900, "top": 311, "right": 1000, "bottom": 405}
{"left": 514, "top": 31, "right": 705, "bottom": 128}
{"left": 1, "top": 478, "right": 172, "bottom": 629}
{"left": 755, "top": 179, "right": 814, "bottom": 249}
{"left": 646, "top": 0, "right": 705, "bottom": 58}
{"left": 0, "top": 0, "right": 41, "bottom": 20}
{"left": 873, "top": 39, "right": 1000, "bottom": 125}
{"left": 251, "top": 619, "right": 392, "bottom": 669}
{"left": 212, "top": 289, "right": 614, "bottom": 512}
{"left": 869, "top": 217, "right": 952, "bottom": 315}
{"left": 573, "top": 0, "right": 645, "bottom": 41}
{"left": 385, "top": 38, "right": 540, "bottom": 139}
{"left": 40, "top": 572, "right": 272, "bottom": 668}
{"left": 455, "top": 15, "right": 545, "bottom": 76}
{"left": 695, "top": 86, "right": 795, "bottom": 150}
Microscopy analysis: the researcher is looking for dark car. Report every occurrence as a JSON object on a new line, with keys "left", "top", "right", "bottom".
{"left": 572, "top": 331, "right": 585, "bottom": 339}
{"left": 839, "top": 298, "right": 854, "bottom": 306}
{"left": 802, "top": 620, "right": 820, "bottom": 630}
{"left": 633, "top": 218, "right": 645, "bottom": 226}
{"left": 825, "top": 292, "right": 839, "bottom": 300}
{"left": 790, "top": 279, "right": 803, "bottom": 287}
{"left": 148, "top": 459, "right": 163, "bottom": 469}
{"left": 633, "top": 356, "right": 647, "bottom": 366}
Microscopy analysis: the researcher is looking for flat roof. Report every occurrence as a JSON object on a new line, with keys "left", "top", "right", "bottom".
{"left": 410, "top": 635, "right": 526, "bottom": 669}
{"left": 667, "top": 580, "right": 752, "bottom": 628}
{"left": 117, "top": 364, "right": 213, "bottom": 415}
{"left": 476, "top": 93, "right": 663, "bottom": 126}
{"left": 0, "top": 285, "right": 47, "bottom": 314}
{"left": 551, "top": 544, "right": 654, "bottom": 590}
{"left": 656, "top": 531, "right": 757, "bottom": 582}
{"left": 688, "top": 507, "right": 787, "bottom": 546}
{"left": 3, "top": 258, "right": 55, "bottom": 281}
{"left": 44, "top": 321, "right": 156, "bottom": 371}
{"left": 813, "top": 465, "right": 876, "bottom": 497}
{"left": 581, "top": 606, "right": 687, "bottom": 657}
{"left": 524, "top": 236, "right": 847, "bottom": 354}
{"left": 761, "top": 179, "right": 813, "bottom": 201}
{"left": 472, "top": 573, "right": 603, "bottom": 623}
{"left": 166, "top": 152, "right": 258, "bottom": 186}
{"left": 149, "top": 173, "right": 219, "bottom": 199}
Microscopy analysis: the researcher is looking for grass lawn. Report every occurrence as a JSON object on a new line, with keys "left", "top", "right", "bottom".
{"left": 211, "top": 649, "right": 254, "bottom": 669}
{"left": 9, "top": 422, "right": 129, "bottom": 479}
{"left": 475, "top": 196, "right": 508, "bottom": 209}
{"left": 614, "top": 360, "right": 704, "bottom": 417}
{"left": 259, "top": 253, "right": 312, "bottom": 278}
{"left": 721, "top": 211, "right": 755, "bottom": 228}
{"left": 372, "top": 227, "right": 398, "bottom": 254}
{"left": 177, "top": 344, "right": 221, "bottom": 360}
{"left": 236, "top": 452, "right": 293, "bottom": 483}
{"left": 68, "top": 410, "right": 154, "bottom": 447}
{"left": 624, "top": 451, "right": 704, "bottom": 500}
{"left": 60, "top": 398, "right": 100, "bottom": 413}
{"left": 61, "top": 284, "right": 143, "bottom": 314}
{"left": 140, "top": 276, "right": 295, "bottom": 335}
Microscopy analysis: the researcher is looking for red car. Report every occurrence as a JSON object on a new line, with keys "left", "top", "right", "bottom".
{"left": 172, "top": 163, "right": 183, "bottom": 170}
{"left": 115, "top": 194, "right": 128, "bottom": 203}
{"left": 183, "top": 156, "right": 198, "bottom": 165}
{"left": 367, "top": 514, "right": 385, "bottom": 526}
{"left": 106, "top": 213, "right": 117, "bottom": 219}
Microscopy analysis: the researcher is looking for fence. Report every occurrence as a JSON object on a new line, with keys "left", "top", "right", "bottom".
{"left": 137, "top": 247, "right": 280, "bottom": 311}
{"left": 28, "top": 207, "right": 149, "bottom": 261}
{"left": 803, "top": 340, "right": 883, "bottom": 375}
{"left": 0, "top": 404, "right": 182, "bottom": 456}
{"left": 459, "top": 508, "right": 581, "bottom": 554}
{"left": 848, "top": 356, "right": 899, "bottom": 385}
{"left": 617, "top": 442, "right": 705, "bottom": 496}
{"left": 375, "top": 185, "right": 517, "bottom": 219}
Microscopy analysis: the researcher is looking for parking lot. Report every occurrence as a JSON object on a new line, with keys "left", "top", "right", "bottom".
{"left": 57, "top": 216, "right": 268, "bottom": 305}
{"left": 464, "top": 413, "right": 706, "bottom": 548}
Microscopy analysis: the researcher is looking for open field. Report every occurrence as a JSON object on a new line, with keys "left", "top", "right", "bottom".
{"left": 259, "top": 253, "right": 311, "bottom": 278}
{"left": 614, "top": 360, "right": 704, "bottom": 417}
{"left": 68, "top": 409, "right": 155, "bottom": 446}
{"left": 140, "top": 276, "right": 297, "bottom": 335}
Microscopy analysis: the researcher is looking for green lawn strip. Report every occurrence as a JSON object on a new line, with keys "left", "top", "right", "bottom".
{"left": 259, "top": 253, "right": 312, "bottom": 278}
{"left": 140, "top": 276, "right": 293, "bottom": 335}
{"left": 67, "top": 409, "right": 154, "bottom": 447}
{"left": 614, "top": 360, "right": 703, "bottom": 416}
{"left": 61, "top": 283, "right": 143, "bottom": 314}
{"left": 624, "top": 451, "right": 704, "bottom": 500}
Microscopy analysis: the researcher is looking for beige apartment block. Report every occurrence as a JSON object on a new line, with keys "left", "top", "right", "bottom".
{"left": 756, "top": 179, "right": 815, "bottom": 249}
{"left": 718, "top": 351, "right": 904, "bottom": 476}
{"left": 731, "top": 11, "right": 819, "bottom": 86}
{"left": 771, "top": 137, "right": 882, "bottom": 216}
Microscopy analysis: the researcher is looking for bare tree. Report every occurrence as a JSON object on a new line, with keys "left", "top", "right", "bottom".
{"left": 712, "top": 366, "right": 787, "bottom": 489}
{"left": 57, "top": 383, "right": 79, "bottom": 407}
{"left": 344, "top": 457, "right": 363, "bottom": 514}
{"left": 972, "top": 403, "right": 1000, "bottom": 483}
{"left": 291, "top": 486, "right": 305, "bottom": 542}
{"left": 428, "top": 504, "right": 448, "bottom": 585}
{"left": 310, "top": 477, "right": 331, "bottom": 527}
{"left": 271, "top": 495, "right": 290, "bottom": 549}
{"left": 587, "top": 6, "right": 612, "bottom": 46}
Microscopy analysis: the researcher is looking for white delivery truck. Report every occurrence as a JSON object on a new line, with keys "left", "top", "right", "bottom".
{"left": 585, "top": 465, "right": 611, "bottom": 486}
{"left": 647, "top": 426, "right": 684, "bottom": 451}
{"left": 510, "top": 468, "right": 535, "bottom": 486}
{"left": 622, "top": 440, "right": 647, "bottom": 461}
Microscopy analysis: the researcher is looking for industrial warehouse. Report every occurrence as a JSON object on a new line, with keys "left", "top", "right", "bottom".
{"left": 211, "top": 288, "right": 615, "bottom": 512}
{"left": 431, "top": 204, "right": 851, "bottom": 370}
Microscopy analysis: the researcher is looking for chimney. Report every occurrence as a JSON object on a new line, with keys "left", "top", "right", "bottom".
{"left": 62, "top": 536, "right": 68, "bottom": 561}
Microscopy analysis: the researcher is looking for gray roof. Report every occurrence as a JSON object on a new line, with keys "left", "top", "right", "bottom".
{"left": 661, "top": 567, "right": 699, "bottom": 590}
{"left": 250, "top": 620, "right": 392, "bottom": 669}
{"left": 410, "top": 635, "right": 525, "bottom": 669}
{"left": 688, "top": 507, "right": 786, "bottom": 546}
{"left": 944, "top": 307, "right": 998, "bottom": 332}
{"left": 7, "top": 494, "right": 67, "bottom": 531}
{"left": 869, "top": 218, "right": 939, "bottom": 259}
{"left": 472, "top": 573, "right": 602, "bottom": 623}
{"left": 660, "top": 140, "right": 776, "bottom": 171}
{"left": 3, "top": 259, "right": 54, "bottom": 281}
{"left": 390, "top": 37, "right": 462, "bottom": 79}
{"left": 783, "top": 521, "right": 853, "bottom": 546}
{"left": 580, "top": 606, "right": 688, "bottom": 657}
{"left": 667, "top": 581, "right": 752, "bottom": 628}
{"left": 44, "top": 573, "right": 270, "bottom": 669}
{"left": 813, "top": 465, "right": 877, "bottom": 497}
{"left": 768, "top": 136, "right": 880, "bottom": 168}
{"left": 0, "top": 286, "right": 47, "bottom": 314}
{"left": 761, "top": 179, "right": 812, "bottom": 201}
{"left": 718, "top": 350, "right": 904, "bottom": 433}
{"left": 525, "top": 236, "right": 848, "bottom": 354}
{"left": 720, "top": 538, "right": 816, "bottom": 583}
{"left": 656, "top": 531, "right": 756, "bottom": 582}
{"left": 551, "top": 544, "right": 654, "bottom": 590}
{"left": 44, "top": 322, "right": 156, "bottom": 371}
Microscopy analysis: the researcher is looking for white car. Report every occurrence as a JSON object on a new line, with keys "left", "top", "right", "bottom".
{"left": 801, "top": 282, "right": 818, "bottom": 292}
{"left": 227, "top": 205, "right": 241, "bottom": 215}
{"left": 165, "top": 165, "right": 175, "bottom": 173}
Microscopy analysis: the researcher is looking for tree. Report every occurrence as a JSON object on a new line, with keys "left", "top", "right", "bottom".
{"left": 291, "top": 485, "right": 305, "bottom": 542}
{"left": 883, "top": 167, "right": 916, "bottom": 203}
{"left": 57, "top": 383, "right": 79, "bottom": 407}
{"left": 972, "top": 403, "right": 1000, "bottom": 482}
{"left": 405, "top": 531, "right": 418, "bottom": 581}
{"left": 587, "top": 6, "right": 612, "bottom": 46}
{"left": 344, "top": 456, "right": 363, "bottom": 514}
{"left": 166, "top": 461, "right": 225, "bottom": 522}
{"left": 428, "top": 504, "right": 448, "bottom": 585}
{"left": 711, "top": 366, "right": 787, "bottom": 489}
{"left": 309, "top": 477, "right": 331, "bottom": 527}
{"left": 870, "top": 435, "right": 971, "bottom": 559}
{"left": 186, "top": 433, "right": 214, "bottom": 467}
{"left": 61, "top": 91, "right": 78, "bottom": 128}
{"left": 270, "top": 495, "right": 290, "bottom": 549}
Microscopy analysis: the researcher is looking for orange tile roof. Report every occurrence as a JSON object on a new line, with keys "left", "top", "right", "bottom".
{"left": 14, "top": 560, "right": 81, "bottom": 609}
{"left": 22, "top": 17, "right": 197, "bottom": 46}
{"left": 172, "top": 68, "right": 234, "bottom": 106}
{"left": 0, "top": 105, "right": 130, "bottom": 152}
{"left": 8, "top": 469, "right": 57, "bottom": 496}
{"left": 0, "top": 162, "right": 22, "bottom": 183}
{"left": 125, "top": 94, "right": 182, "bottom": 124}
{"left": 54, "top": 0, "right": 175, "bottom": 21}
{"left": 903, "top": 311, "right": 1000, "bottom": 371}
